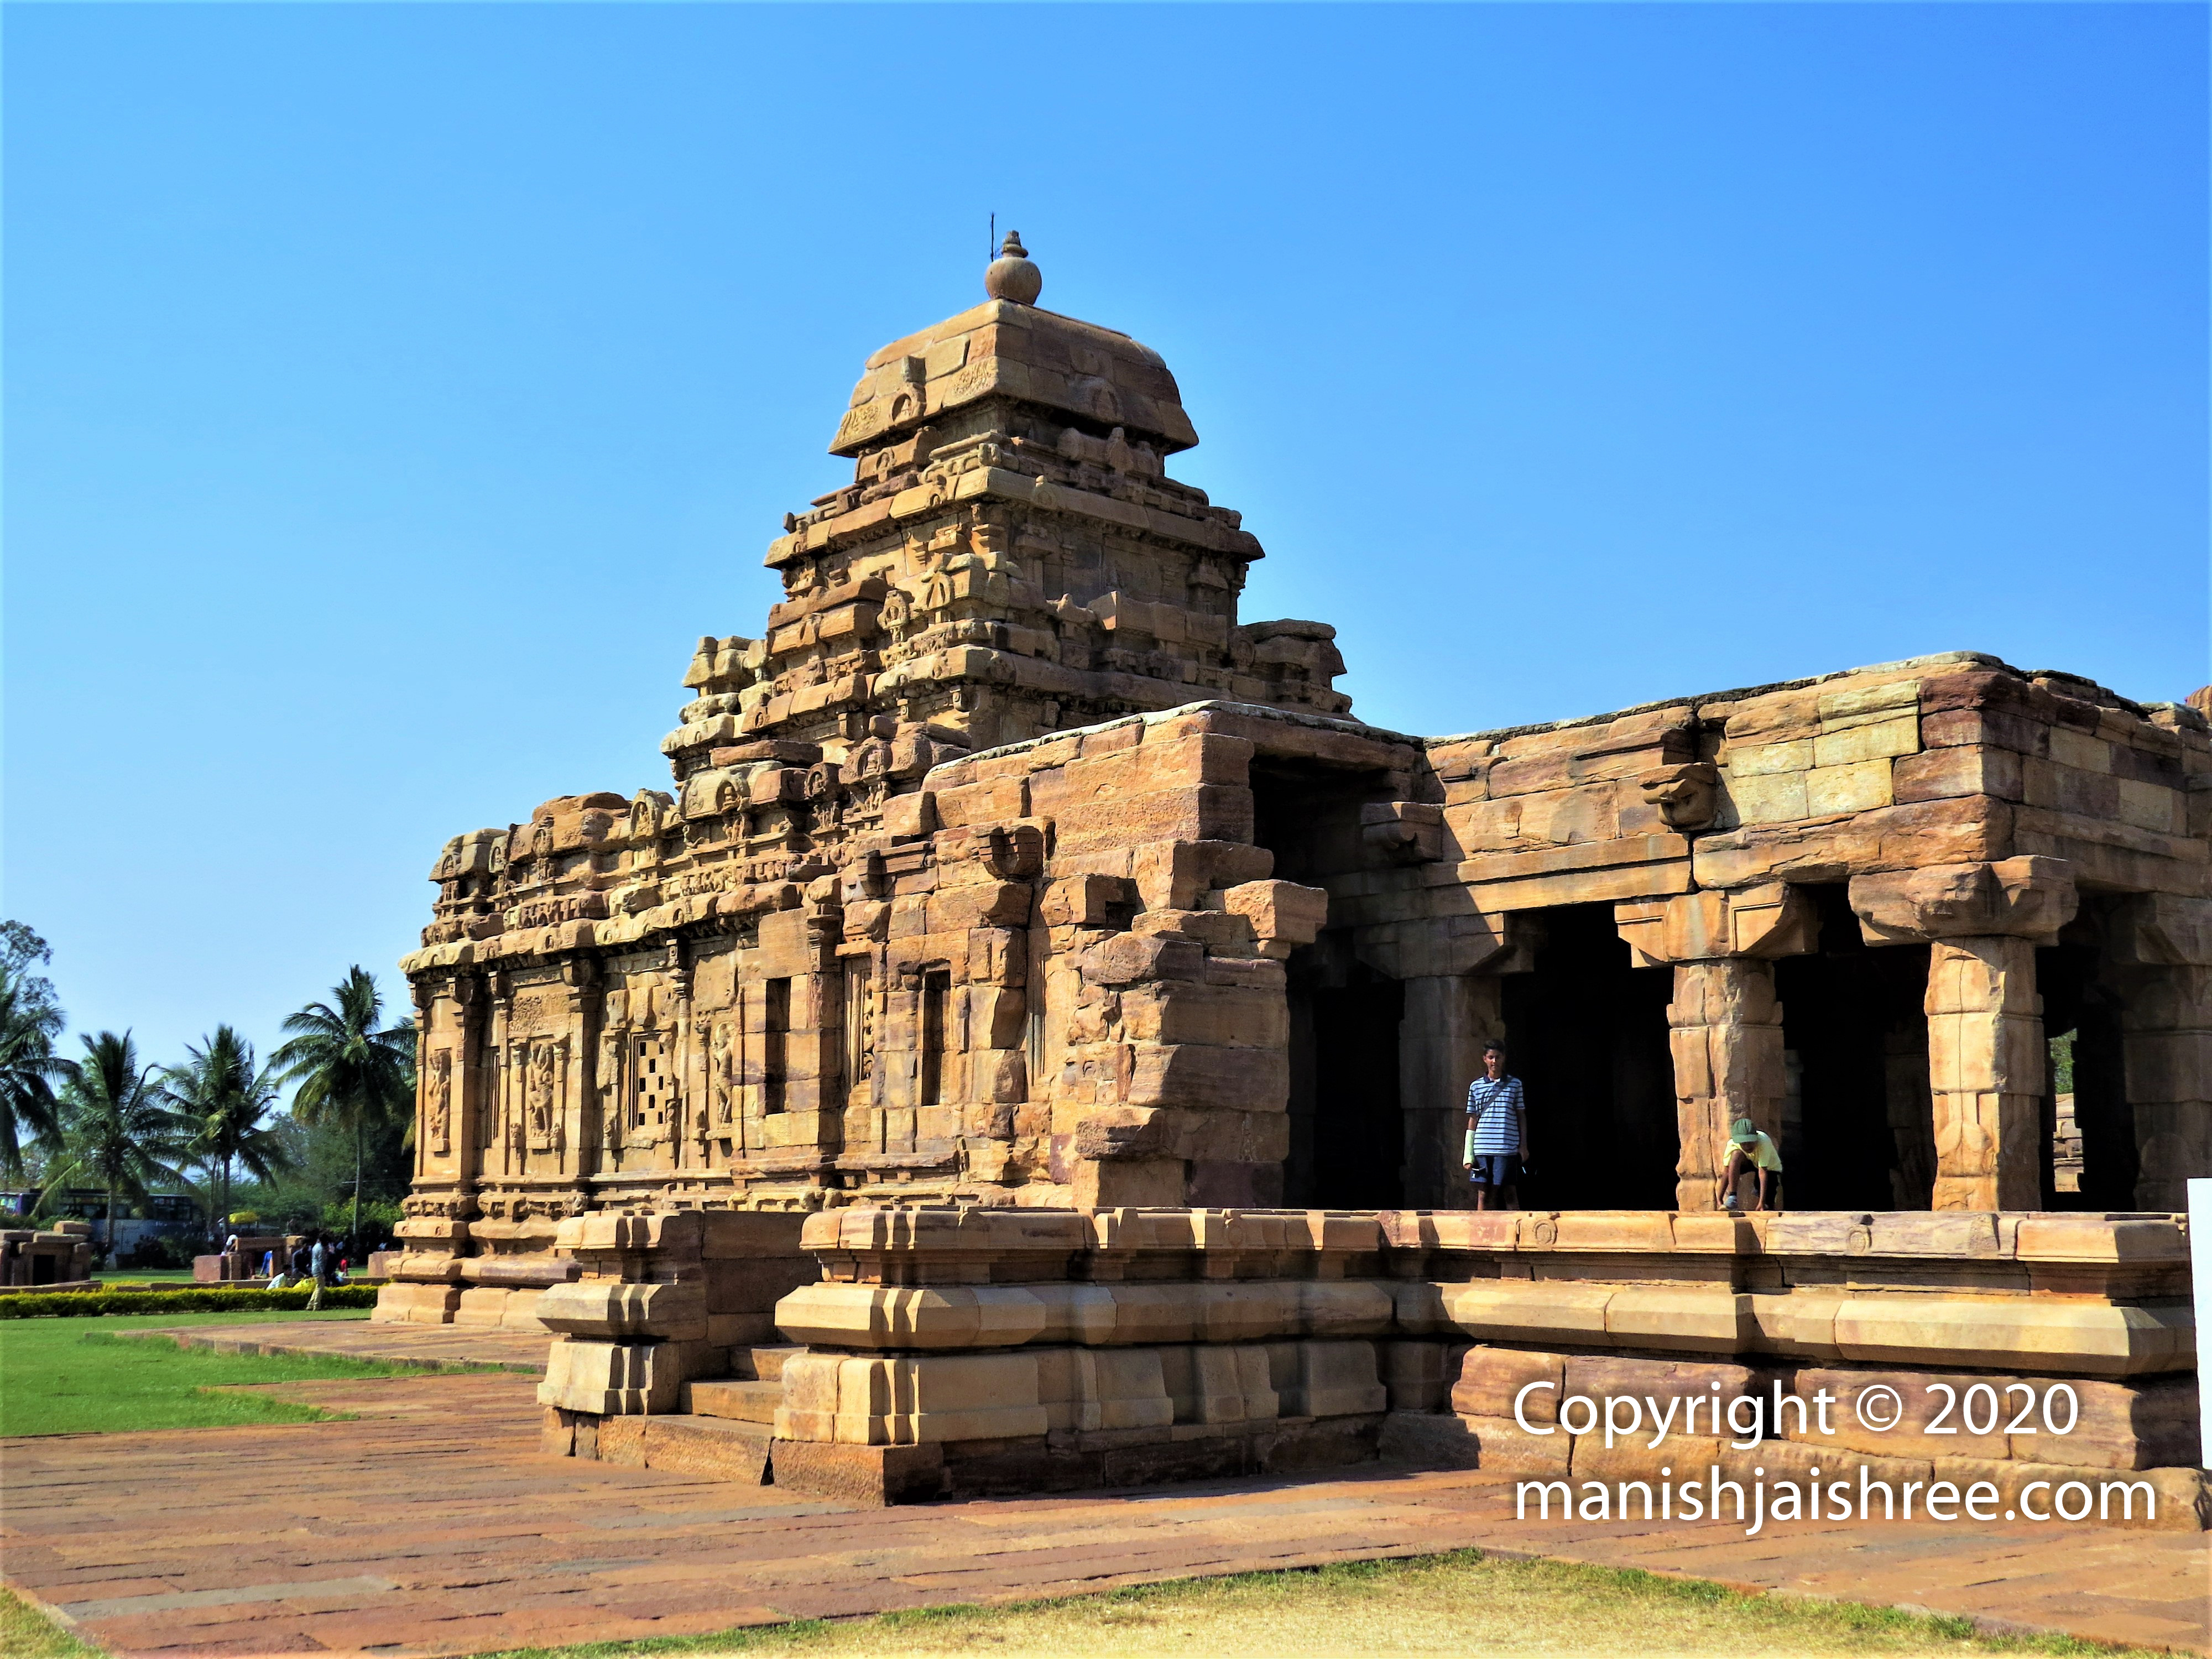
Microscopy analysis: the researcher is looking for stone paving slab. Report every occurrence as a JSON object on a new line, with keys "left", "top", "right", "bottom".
{"left": 119, "top": 1319, "right": 553, "bottom": 1374}
{"left": 2, "top": 1370, "right": 2205, "bottom": 1658}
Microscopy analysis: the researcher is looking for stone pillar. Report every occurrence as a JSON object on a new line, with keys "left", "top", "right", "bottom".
{"left": 1664, "top": 959, "right": 1788, "bottom": 1211}
{"left": 453, "top": 973, "right": 486, "bottom": 1192}
{"left": 1851, "top": 855, "right": 2079, "bottom": 1214}
{"left": 410, "top": 982, "right": 433, "bottom": 1183}
{"left": 1375, "top": 911, "right": 1535, "bottom": 1209}
{"left": 1398, "top": 975, "right": 1495, "bottom": 1211}
{"left": 1924, "top": 936, "right": 2045, "bottom": 1211}
{"left": 1618, "top": 884, "right": 1817, "bottom": 1211}
{"left": 559, "top": 957, "right": 601, "bottom": 1195}
{"left": 2109, "top": 895, "right": 2212, "bottom": 1211}
{"left": 487, "top": 971, "right": 513, "bottom": 1181}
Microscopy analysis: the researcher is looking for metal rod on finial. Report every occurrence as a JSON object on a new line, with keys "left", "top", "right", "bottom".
{"left": 989, "top": 212, "right": 995, "bottom": 261}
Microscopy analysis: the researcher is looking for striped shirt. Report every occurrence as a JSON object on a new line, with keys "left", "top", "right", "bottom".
{"left": 1465, "top": 1074, "right": 1525, "bottom": 1155}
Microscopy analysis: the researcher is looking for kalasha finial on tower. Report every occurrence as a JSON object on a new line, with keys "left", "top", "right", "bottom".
{"left": 984, "top": 231, "right": 1042, "bottom": 305}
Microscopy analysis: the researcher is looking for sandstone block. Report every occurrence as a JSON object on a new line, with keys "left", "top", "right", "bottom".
{"left": 1380, "top": 1340, "right": 1452, "bottom": 1412}
{"left": 641, "top": 1416, "right": 772, "bottom": 1484}
{"left": 1830, "top": 1296, "right": 2190, "bottom": 1377}
{"left": 1451, "top": 1346, "right": 1565, "bottom": 1421}
{"left": 1604, "top": 1287, "right": 1752, "bottom": 1354}
{"left": 536, "top": 1280, "right": 708, "bottom": 1342}
{"left": 371, "top": 1281, "right": 461, "bottom": 1324}
{"left": 1160, "top": 1343, "right": 1277, "bottom": 1425}
{"left": 1265, "top": 1339, "right": 1385, "bottom": 1418}
{"left": 1452, "top": 1412, "right": 1571, "bottom": 1475}
{"left": 537, "top": 1338, "right": 709, "bottom": 1416}
{"left": 1438, "top": 1281, "right": 1613, "bottom": 1347}
{"left": 768, "top": 1438, "right": 947, "bottom": 1505}
{"left": 1082, "top": 932, "right": 1203, "bottom": 987}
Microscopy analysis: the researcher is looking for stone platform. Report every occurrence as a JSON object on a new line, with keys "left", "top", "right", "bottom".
{"left": 122, "top": 1317, "right": 554, "bottom": 1374}
{"left": 2, "top": 1369, "right": 2206, "bottom": 1657}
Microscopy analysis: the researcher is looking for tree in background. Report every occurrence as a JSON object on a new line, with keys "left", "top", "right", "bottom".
{"left": 0, "top": 922, "right": 67, "bottom": 1179}
{"left": 274, "top": 967, "right": 414, "bottom": 1255}
{"left": 49, "top": 1031, "right": 194, "bottom": 1253}
{"left": 163, "top": 1025, "right": 291, "bottom": 1239}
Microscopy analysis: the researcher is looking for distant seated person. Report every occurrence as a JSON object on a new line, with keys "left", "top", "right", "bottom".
{"left": 1717, "top": 1117, "right": 1784, "bottom": 1212}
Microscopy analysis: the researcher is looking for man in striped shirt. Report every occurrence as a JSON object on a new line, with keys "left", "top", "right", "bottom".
{"left": 1462, "top": 1042, "right": 1526, "bottom": 1211}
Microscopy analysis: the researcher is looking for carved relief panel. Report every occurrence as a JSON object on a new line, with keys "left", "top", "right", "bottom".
{"left": 428, "top": 1048, "right": 453, "bottom": 1156}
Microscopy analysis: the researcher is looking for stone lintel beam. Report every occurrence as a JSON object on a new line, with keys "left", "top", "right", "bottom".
{"left": 1850, "top": 855, "right": 2078, "bottom": 947}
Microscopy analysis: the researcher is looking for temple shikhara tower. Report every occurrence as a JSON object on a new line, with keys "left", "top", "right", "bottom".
{"left": 384, "top": 239, "right": 2211, "bottom": 1511}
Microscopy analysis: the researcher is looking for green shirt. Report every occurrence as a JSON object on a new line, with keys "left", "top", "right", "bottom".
{"left": 1730, "top": 1130, "right": 1783, "bottom": 1172}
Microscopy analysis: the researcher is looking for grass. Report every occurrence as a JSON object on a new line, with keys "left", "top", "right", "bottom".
{"left": 0, "top": 1588, "right": 103, "bottom": 1659}
{"left": 0, "top": 1310, "right": 399, "bottom": 1436}
{"left": 473, "top": 1552, "right": 2161, "bottom": 1659}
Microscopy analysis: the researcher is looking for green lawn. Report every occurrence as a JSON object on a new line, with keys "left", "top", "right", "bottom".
{"left": 0, "top": 1311, "right": 393, "bottom": 1436}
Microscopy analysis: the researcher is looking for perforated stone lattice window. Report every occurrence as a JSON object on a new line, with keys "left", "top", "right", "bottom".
{"left": 632, "top": 1035, "right": 670, "bottom": 1134}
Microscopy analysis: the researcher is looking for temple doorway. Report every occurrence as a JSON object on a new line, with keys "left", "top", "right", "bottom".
{"left": 1500, "top": 904, "right": 1674, "bottom": 1208}
{"left": 1304, "top": 969, "right": 1406, "bottom": 1208}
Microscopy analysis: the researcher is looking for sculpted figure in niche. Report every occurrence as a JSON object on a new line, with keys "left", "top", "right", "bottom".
{"left": 711, "top": 1024, "right": 735, "bottom": 1123}
{"left": 596, "top": 1032, "right": 623, "bottom": 1151}
{"left": 528, "top": 1043, "right": 558, "bottom": 1141}
{"left": 428, "top": 1050, "right": 453, "bottom": 1155}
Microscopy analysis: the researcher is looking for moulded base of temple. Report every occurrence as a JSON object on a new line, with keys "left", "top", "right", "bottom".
{"left": 510, "top": 1203, "right": 2203, "bottom": 1525}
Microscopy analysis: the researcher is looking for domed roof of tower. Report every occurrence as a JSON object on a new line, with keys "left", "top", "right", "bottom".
{"left": 830, "top": 235, "right": 1199, "bottom": 458}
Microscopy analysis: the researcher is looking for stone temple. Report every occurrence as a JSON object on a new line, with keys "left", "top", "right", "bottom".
{"left": 382, "top": 239, "right": 2209, "bottom": 1512}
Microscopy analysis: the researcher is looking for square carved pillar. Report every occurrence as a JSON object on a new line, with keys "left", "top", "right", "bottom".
{"left": 2109, "top": 896, "right": 2212, "bottom": 1210}
{"left": 1854, "top": 856, "right": 2080, "bottom": 1214}
{"left": 1398, "top": 975, "right": 1499, "bottom": 1211}
{"left": 1665, "top": 959, "right": 1787, "bottom": 1212}
{"left": 1618, "top": 885, "right": 1815, "bottom": 1212}
{"left": 2120, "top": 965, "right": 2212, "bottom": 1209}
{"left": 1924, "top": 936, "right": 2045, "bottom": 1211}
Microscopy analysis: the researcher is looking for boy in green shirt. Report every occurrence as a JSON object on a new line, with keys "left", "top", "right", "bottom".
{"left": 1716, "top": 1117, "right": 1784, "bottom": 1212}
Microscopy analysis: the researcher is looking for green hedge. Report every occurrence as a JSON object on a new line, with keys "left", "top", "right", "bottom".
{"left": 0, "top": 1285, "right": 380, "bottom": 1318}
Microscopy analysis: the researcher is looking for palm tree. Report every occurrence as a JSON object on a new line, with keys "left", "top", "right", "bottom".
{"left": 163, "top": 1026, "right": 290, "bottom": 1239}
{"left": 51, "top": 1031, "right": 193, "bottom": 1256}
{"left": 273, "top": 968, "right": 414, "bottom": 1255}
{"left": 0, "top": 974, "right": 67, "bottom": 1180}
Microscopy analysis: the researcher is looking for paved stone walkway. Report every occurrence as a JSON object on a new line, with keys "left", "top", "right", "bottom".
{"left": 121, "top": 1318, "right": 553, "bottom": 1374}
{"left": 4, "top": 1336, "right": 2206, "bottom": 1657}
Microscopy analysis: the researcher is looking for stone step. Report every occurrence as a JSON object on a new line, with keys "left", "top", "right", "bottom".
{"left": 684, "top": 1378, "right": 782, "bottom": 1425}
{"left": 732, "top": 1344, "right": 801, "bottom": 1382}
{"left": 603, "top": 1413, "right": 771, "bottom": 1484}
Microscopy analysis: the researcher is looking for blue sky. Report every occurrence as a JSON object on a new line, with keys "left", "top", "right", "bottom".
{"left": 6, "top": 3, "right": 2206, "bottom": 1073}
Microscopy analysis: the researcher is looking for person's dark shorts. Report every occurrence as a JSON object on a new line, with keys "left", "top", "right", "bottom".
{"left": 1469, "top": 1153, "right": 1518, "bottom": 1188}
